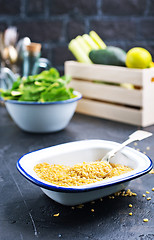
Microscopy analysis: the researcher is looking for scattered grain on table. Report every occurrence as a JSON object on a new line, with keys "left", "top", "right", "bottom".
{"left": 147, "top": 197, "right": 151, "bottom": 201}
{"left": 76, "top": 204, "right": 84, "bottom": 209}
{"left": 114, "top": 189, "right": 137, "bottom": 197}
{"left": 109, "top": 196, "right": 115, "bottom": 199}
{"left": 143, "top": 218, "right": 149, "bottom": 222}
{"left": 53, "top": 213, "right": 60, "bottom": 217}
{"left": 149, "top": 169, "right": 154, "bottom": 174}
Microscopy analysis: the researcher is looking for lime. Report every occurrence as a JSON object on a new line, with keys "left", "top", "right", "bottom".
{"left": 126, "top": 47, "right": 152, "bottom": 69}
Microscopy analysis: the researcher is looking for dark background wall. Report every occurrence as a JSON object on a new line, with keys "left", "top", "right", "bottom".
{"left": 0, "top": 0, "right": 154, "bottom": 73}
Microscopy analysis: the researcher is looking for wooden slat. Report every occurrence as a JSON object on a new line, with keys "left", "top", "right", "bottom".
{"left": 76, "top": 98, "right": 142, "bottom": 126}
{"left": 69, "top": 79, "right": 142, "bottom": 107}
{"left": 65, "top": 61, "right": 154, "bottom": 126}
{"left": 65, "top": 61, "right": 145, "bottom": 86}
{"left": 141, "top": 69, "right": 154, "bottom": 126}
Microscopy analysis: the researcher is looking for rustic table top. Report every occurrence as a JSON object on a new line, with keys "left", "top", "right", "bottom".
{"left": 0, "top": 105, "right": 154, "bottom": 240}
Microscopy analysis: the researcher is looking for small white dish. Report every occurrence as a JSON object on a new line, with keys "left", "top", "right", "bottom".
{"left": 17, "top": 140, "right": 152, "bottom": 206}
{"left": 4, "top": 91, "right": 82, "bottom": 133}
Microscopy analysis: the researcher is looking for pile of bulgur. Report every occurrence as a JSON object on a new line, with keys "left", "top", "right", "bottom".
{"left": 34, "top": 160, "right": 132, "bottom": 187}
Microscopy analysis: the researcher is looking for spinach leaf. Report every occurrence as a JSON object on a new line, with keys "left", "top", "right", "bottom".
{"left": 0, "top": 68, "right": 76, "bottom": 102}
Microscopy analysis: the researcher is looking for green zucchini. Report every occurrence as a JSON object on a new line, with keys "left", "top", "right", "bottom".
{"left": 89, "top": 46, "right": 126, "bottom": 67}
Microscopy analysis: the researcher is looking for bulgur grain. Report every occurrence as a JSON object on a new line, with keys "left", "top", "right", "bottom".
{"left": 114, "top": 189, "right": 137, "bottom": 197}
{"left": 77, "top": 204, "right": 84, "bottom": 209}
{"left": 132, "top": 193, "right": 137, "bottom": 196}
{"left": 149, "top": 169, "right": 154, "bottom": 174}
{"left": 147, "top": 197, "right": 151, "bottom": 201}
{"left": 146, "top": 191, "right": 150, "bottom": 194}
{"left": 129, "top": 212, "right": 133, "bottom": 216}
{"left": 143, "top": 194, "right": 146, "bottom": 197}
{"left": 34, "top": 161, "right": 132, "bottom": 187}
{"left": 143, "top": 218, "right": 148, "bottom": 222}
{"left": 53, "top": 213, "right": 59, "bottom": 217}
{"left": 129, "top": 204, "right": 132, "bottom": 208}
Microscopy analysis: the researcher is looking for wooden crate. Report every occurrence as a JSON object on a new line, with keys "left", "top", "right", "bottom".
{"left": 65, "top": 61, "right": 154, "bottom": 127}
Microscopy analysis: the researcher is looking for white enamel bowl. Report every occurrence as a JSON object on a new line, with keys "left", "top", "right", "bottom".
{"left": 4, "top": 91, "right": 82, "bottom": 133}
{"left": 17, "top": 140, "right": 152, "bottom": 206}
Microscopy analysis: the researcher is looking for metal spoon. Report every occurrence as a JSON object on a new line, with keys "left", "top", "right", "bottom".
{"left": 102, "top": 130, "right": 152, "bottom": 162}
{"left": 0, "top": 67, "right": 16, "bottom": 90}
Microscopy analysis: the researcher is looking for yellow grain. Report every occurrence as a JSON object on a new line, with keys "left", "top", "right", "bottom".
{"left": 53, "top": 213, "right": 59, "bottom": 217}
{"left": 147, "top": 197, "right": 151, "bottom": 201}
{"left": 77, "top": 205, "right": 84, "bottom": 209}
{"left": 34, "top": 161, "right": 132, "bottom": 187}
{"left": 132, "top": 193, "right": 137, "bottom": 196}
{"left": 129, "top": 204, "right": 132, "bottom": 208}
{"left": 149, "top": 169, "right": 154, "bottom": 174}
{"left": 114, "top": 189, "right": 137, "bottom": 197}
{"left": 143, "top": 218, "right": 148, "bottom": 222}
{"left": 129, "top": 212, "right": 133, "bottom": 216}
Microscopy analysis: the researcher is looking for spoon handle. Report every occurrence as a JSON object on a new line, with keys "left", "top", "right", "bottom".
{"left": 102, "top": 130, "right": 152, "bottom": 162}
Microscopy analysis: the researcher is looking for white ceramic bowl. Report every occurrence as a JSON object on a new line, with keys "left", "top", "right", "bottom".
{"left": 4, "top": 91, "right": 82, "bottom": 133}
{"left": 17, "top": 140, "right": 152, "bottom": 206}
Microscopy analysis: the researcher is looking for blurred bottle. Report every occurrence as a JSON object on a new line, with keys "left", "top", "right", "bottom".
{"left": 22, "top": 42, "right": 50, "bottom": 77}
{"left": 23, "top": 43, "right": 41, "bottom": 77}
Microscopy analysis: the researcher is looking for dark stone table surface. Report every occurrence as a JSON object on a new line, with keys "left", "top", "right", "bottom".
{"left": 0, "top": 105, "right": 154, "bottom": 240}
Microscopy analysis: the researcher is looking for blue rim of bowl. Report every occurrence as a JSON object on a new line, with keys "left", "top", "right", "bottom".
{"left": 16, "top": 147, "right": 153, "bottom": 193}
{"left": 2, "top": 91, "right": 82, "bottom": 105}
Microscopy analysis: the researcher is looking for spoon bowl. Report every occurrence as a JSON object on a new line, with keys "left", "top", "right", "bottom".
{"left": 102, "top": 130, "right": 152, "bottom": 162}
